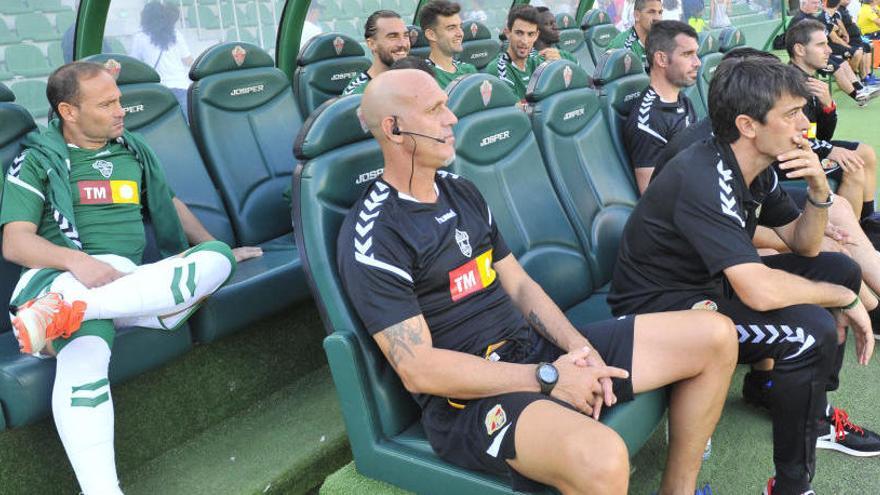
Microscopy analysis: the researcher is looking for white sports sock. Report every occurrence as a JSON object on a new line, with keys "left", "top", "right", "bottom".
{"left": 52, "top": 336, "right": 123, "bottom": 495}
{"left": 52, "top": 250, "right": 232, "bottom": 327}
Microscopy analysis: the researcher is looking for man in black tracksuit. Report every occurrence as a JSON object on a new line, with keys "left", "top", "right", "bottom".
{"left": 610, "top": 58, "right": 876, "bottom": 494}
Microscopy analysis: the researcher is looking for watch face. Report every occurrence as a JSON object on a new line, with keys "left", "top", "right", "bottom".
{"left": 538, "top": 364, "right": 558, "bottom": 384}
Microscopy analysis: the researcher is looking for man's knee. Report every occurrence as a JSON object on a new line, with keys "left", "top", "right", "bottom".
{"left": 693, "top": 311, "right": 738, "bottom": 367}
{"left": 814, "top": 252, "right": 862, "bottom": 291}
{"left": 857, "top": 143, "right": 877, "bottom": 169}
{"left": 560, "top": 426, "right": 629, "bottom": 492}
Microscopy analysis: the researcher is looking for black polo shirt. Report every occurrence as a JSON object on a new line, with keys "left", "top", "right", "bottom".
{"left": 609, "top": 137, "right": 801, "bottom": 314}
{"left": 623, "top": 86, "right": 697, "bottom": 171}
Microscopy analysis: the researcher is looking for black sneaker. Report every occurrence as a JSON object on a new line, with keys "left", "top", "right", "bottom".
{"left": 816, "top": 406, "right": 880, "bottom": 457}
{"left": 870, "top": 305, "right": 880, "bottom": 342}
{"left": 763, "top": 478, "right": 815, "bottom": 495}
{"left": 742, "top": 371, "right": 772, "bottom": 410}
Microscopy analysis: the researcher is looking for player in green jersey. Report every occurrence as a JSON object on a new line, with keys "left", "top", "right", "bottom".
{"left": 485, "top": 5, "right": 545, "bottom": 102}
{"left": 1, "top": 62, "right": 261, "bottom": 494}
{"left": 342, "top": 10, "right": 411, "bottom": 95}
{"left": 534, "top": 7, "right": 578, "bottom": 64}
{"left": 608, "top": 0, "right": 663, "bottom": 69}
{"left": 420, "top": 1, "right": 478, "bottom": 89}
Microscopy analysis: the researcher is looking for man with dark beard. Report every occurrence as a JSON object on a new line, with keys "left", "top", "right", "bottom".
{"left": 532, "top": 7, "right": 577, "bottom": 63}
{"left": 342, "top": 10, "right": 411, "bottom": 95}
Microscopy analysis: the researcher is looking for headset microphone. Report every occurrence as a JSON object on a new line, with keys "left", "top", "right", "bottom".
{"left": 391, "top": 116, "right": 447, "bottom": 143}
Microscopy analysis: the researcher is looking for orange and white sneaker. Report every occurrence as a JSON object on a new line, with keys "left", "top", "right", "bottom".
{"left": 11, "top": 293, "right": 86, "bottom": 354}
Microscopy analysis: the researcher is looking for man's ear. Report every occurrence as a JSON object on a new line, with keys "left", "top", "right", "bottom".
{"left": 734, "top": 114, "right": 757, "bottom": 139}
{"left": 424, "top": 27, "right": 437, "bottom": 43}
{"left": 382, "top": 116, "right": 404, "bottom": 144}
{"left": 57, "top": 101, "right": 77, "bottom": 123}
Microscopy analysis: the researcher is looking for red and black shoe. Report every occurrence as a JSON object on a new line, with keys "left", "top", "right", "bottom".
{"left": 816, "top": 406, "right": 880, "bottom": 457}
{"left": 762, "top": 477, "right": 815, "bottom": 495}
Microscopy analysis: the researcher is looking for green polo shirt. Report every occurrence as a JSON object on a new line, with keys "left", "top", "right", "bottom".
{"left": 428, "top": 58, "right": 478, "bottom": 89}
{"left": 484, "top": 51, "right": 544, "bottom": 100}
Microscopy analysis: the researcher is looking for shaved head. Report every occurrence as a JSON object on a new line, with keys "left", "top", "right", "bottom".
{"left": 360, "top": 69, "right": 438, "bottom": 139}
{"left": 359, "top": 68, "right": 458, "bottom": 195}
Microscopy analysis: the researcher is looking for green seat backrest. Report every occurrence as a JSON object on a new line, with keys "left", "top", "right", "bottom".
{"left": 0, "top": 18, "right": 17, "bottom": 44}
{"left": 698, "top": 52, "right": 722, "bottom": 117}
{"left": 54, "top": 8, "right": 76, "bottom": 32}
{"left": 460, "top": 20, "right": 500, "bottom": 70}
{"left": 555, "top": 13, "right": 592, "bottom": 74}
{"left": 187, "top": 5, "right": 221, "bottom": 30}
{"left": 595, "top": 49, "right": 649, "bottom": 181}
{"left": 30, "top": 0, "right": 65, "bottom": 12}
{"left": 15, "top": 13, "right": 57, "bottom": 41}
{"left": 446, "top": 74, "right": 598, "bottom": 308}
{"left": 10, "top": 80, "right": 50, "bottom": 119}
{"left": 293, "top": 33, "right": 371, "bottom": 115}
{"left": 682, "top": 31, "right": 719, "bottom": 119}
{"left": 407, "top": 25, "right": 430, "bottom": 59}
{"left": 47, "top": 41, "right": 64, "bottom": 68}
{"left": 581, "top": 10, "right": 618, "bottom": 67}
{"left": 5, "top": 44, "right": 52, "bottom": 78}
{"left": 84, "top": 54, "right": 236, "bottom": 247}
{"left": 293, "top": 95, "right": 421, "bottom": 439}
{"left": 189, "top": 42, "right": 302, "bottom": 245}
{"left": 0, "top": 83, "right": 36, "bottom": 333}
{"left": 526, "top": 60, "right": 638, "bottom": 286}
{"left": 0, "top": 1, "right": 28, "bottom": 14}
{"left": 718, "top": 26, "right": 746, "bottom": 52}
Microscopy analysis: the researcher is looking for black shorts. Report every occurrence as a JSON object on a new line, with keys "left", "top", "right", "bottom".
{"left": 420, "top": 316, "right": 636, "bottom": 492}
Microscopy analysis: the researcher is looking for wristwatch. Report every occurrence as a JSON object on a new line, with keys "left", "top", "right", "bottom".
{"left": 535, "top": 362, "right": 559, "bottom": 396}
{"left": 806, "top": 190, "right": 834, "bottom": 209}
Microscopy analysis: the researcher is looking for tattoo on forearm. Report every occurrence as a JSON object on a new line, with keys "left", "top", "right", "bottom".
{"left": 527, "top": 310, "right": 561, "bottom": 348}
{"left": 383, "top": 319, "right": 424, "bottom": 367}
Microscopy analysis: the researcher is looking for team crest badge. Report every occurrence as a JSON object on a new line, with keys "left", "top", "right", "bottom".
{"left": 455, "top": 228, "right": 472, "bottom": 258}
{"left": 691, "top": 299, "right": 718, "bottom": 311}
{"left": 563, "top": 16, "right": 570, "bottom": 28}
{"left": 92, "top": 160, "right": 113, "bottom": 179}
{"left": 409, "top": 29, "right": 419, "bottom": 46}
{"left": 624, "top": 53, "right": 632, "bottom": 73}
{"left": 735, "top": 31, "right": 742, "bottom": 43}
{"left": 333, "top": 36, "right": 345, "bottom": 55}
{"left": 232, "top": 45, "right": 247, "bottom": 66}
{"left": 563, "top": 65, "right": 573, "bottom": 88}
{"left": 485, "top": 404, "right": 507, "bottom": 435}
{"left": 103, "top": 59, "right": 121, "bottom": 80}
{"left": 707, "top": 37, "right": 713, "bottom": 50}
{"left": 598, "top": 12, "right": 605, "bottom": 22}
{"left": 479, "top": 80, "right": 492, "bottom": 107}
{"left": 470, "top": 22, "right": 478, "bottom": 38}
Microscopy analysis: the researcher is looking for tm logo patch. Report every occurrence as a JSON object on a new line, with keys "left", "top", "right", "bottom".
{"left": 78, "top": 180, "right": 140, "bottom": 205}
{"left": 448, "top": 249, "right": 496, "bottom": 301}
{"left": 485, "top": 404, "right": 507, "bottom": 435}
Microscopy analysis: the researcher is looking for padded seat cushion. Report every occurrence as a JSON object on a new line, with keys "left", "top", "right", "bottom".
{"left": 697, "top": 30, "right": 720, "bottom": 57}
{"left": 580, "top": 8, "right": 613, "bottom": 28}
{"left": 460, "top": 21, "right": 500, "bottom": 69}
{"left": 293, "top": 33, "right": 371, "bottom": 114}
{"left": 189, "top": 42, "right": 275, "bottom": 80}
{"left": 0, "top": 325, "right": 192, "bottom": 429}
{"left": 407, "top": 25, "right": 430, "bottom": 59}
{"left": 526, "top": 59, "right": 590, "bottom": 102}
{"left": 594, "top": 47, "right": 645, "bottom": 86}
{"left": 296, "top": 32, "right": 366, "bottom": 65}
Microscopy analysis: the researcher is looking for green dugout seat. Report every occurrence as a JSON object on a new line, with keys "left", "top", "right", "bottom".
{"left": 718, "top": 26, "right": 746, "bottom": 52}
{"left": 187, "top": 43, "right": 311, "bottom": 337}
{"left": 85, "top": 54, "right": 305, "bottom": 342}
{"left": 683, "top": 31, "right": 720, "bottom": 119}
{"left": 15, "top": 13, "right": 57, "bottom": 41}
{"left": 30, "top": 0, "right": 66, "bottom": 12}
{"left": 0, "top": 0, "right": 29, "bottom": 15}
{"left": 104, "top": 37, "right": 127, "bottom": 55}
{"left": 525, "top": 60, "right": 639, "bottom": 288}
{"left": 407, "top": 25, "right": 430, "bottom": 60}
{"left": 0, "top": 19, "right": 18, "bottom": 44}
{"left": 47, "top": 41, "right": 64, "bottom": 69}
{"left": 54, "top": 8, "right": 76, "bottom": 32}
{"left": 187, "top": 5, "right": 221, "bottom": 30}
{"left": 5, "top": 44, "right": 53, "bottom": 77}
{"left": 293, "top": 32, "right": 370, "bottom": 115}
{"left": 460, "top": 20, "right": 500, "bottom": 70}
{"left": 0, "top": 83, "right": 193, "bottom": 431}
{"left": 10, "top": 80, "right": 50, "bottom": 118}
{"left": 594, "top": 49, "right": 649, "bottom": 186}
{"left": 226, "top": 27, "right": 258, "bottom": 44}
{"left": 555, "top": 13, "right": 592, "bottom": 75}
{"left": 294, "top": 95, "right": 532, "bottom": 494}
{"left": 581, "top": 9, "right": 618, "bottom": 70}
{"left": 446, "top": 72, "right": 666, "bottom": 453}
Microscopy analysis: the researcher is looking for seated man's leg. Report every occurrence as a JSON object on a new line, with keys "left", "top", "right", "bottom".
{"left": 52, "top": 326, "right": 122, "bottom": 495}
{"left": 54, "top": 240, "right": 235, "bottom": 330}
{"left": 628, "top": 310, "right": 738, "bottom": 493}
{"left": 721, "top": 297, "right": 837, "bottom": 494}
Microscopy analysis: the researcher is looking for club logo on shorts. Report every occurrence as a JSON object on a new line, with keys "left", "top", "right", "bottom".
{"left": 448, "top": 249, "right": 496, "bottom": 301}
{"left": 485, "top": 404, "right": 507, "bottom": 435}
{"left": 691, "top": 299, "right": 718, "bottom": 311}
{"left": 103, "top": 59, "right": 121, "bottom": 80}
{"left": 92, "top": 160, "right": 113, "bottom": 178}
{"left": 232, "top": 45, "right": 247, "bottom": 66}
{"left": 624, "top": 53, "right": 632, "bottom": 73}
{"left": 470, "top": 22, "right": 479, "bottom": 37}
{"left": 480, "top": 80, "right": 492, "bottom": 107}
{"left": 563, "top": 65, "right": 573, "bottom": 88}
{"left": 455, "top": 228, "right": 472, "bottom": 257}
{"left": 333, "top": 36, "right": 345, "bottom": 55}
